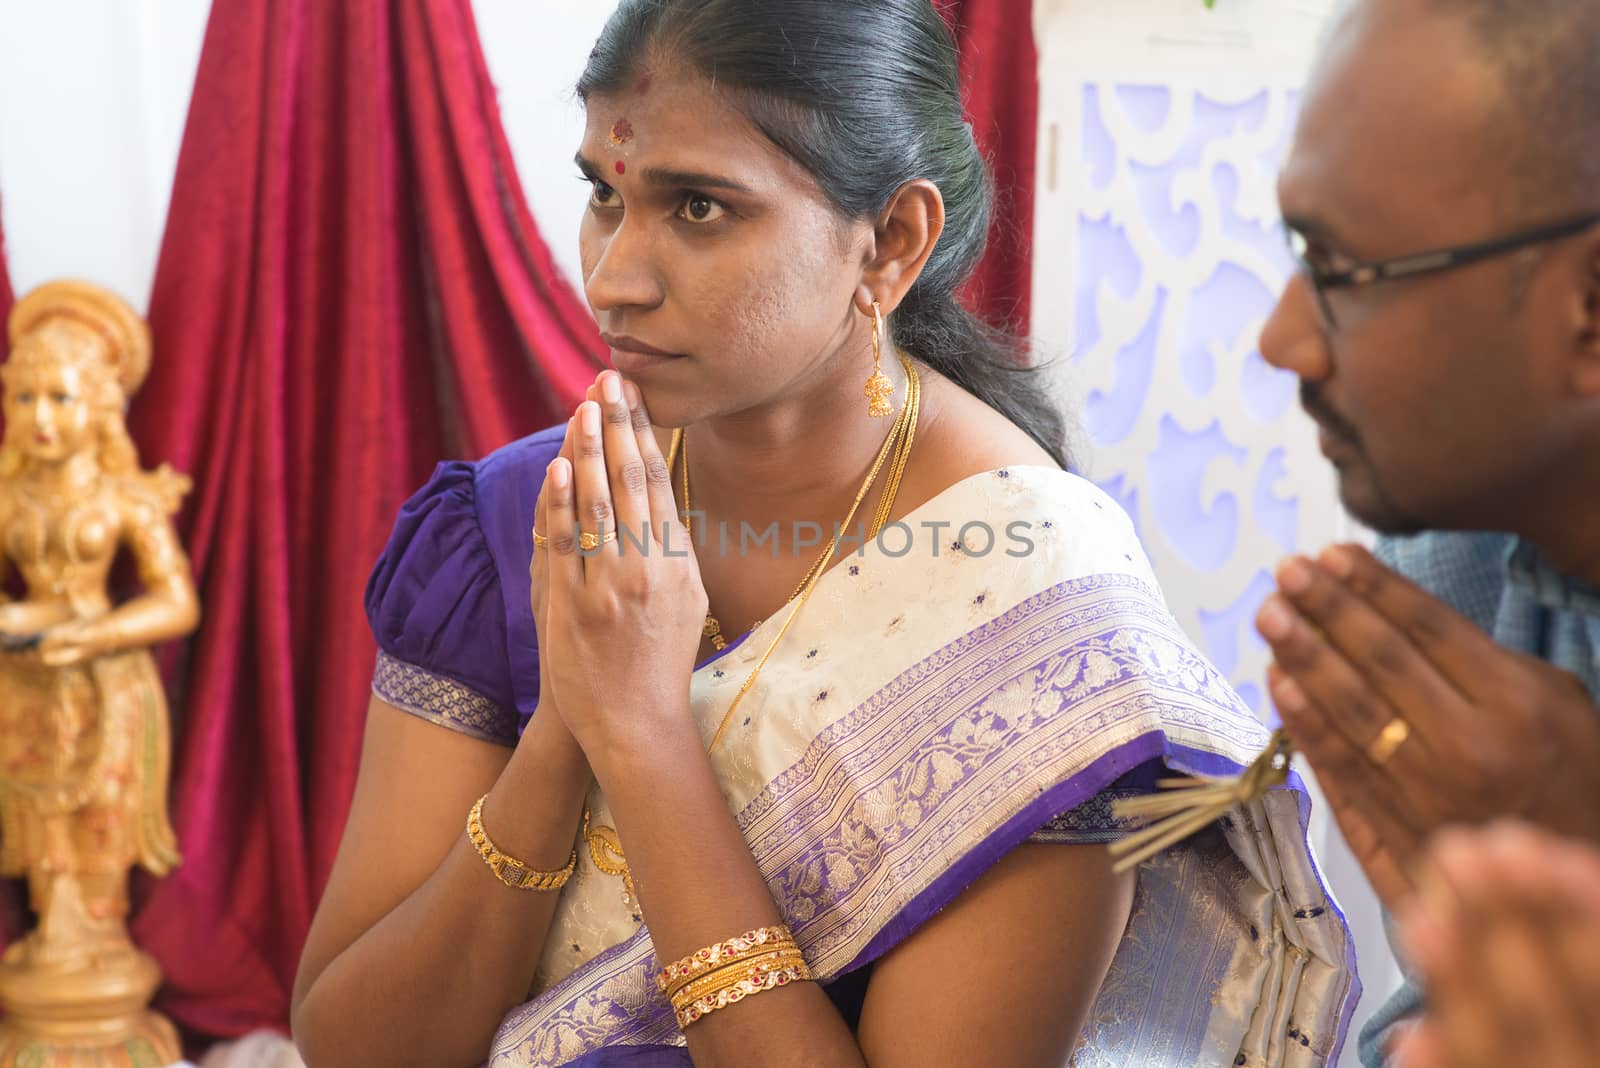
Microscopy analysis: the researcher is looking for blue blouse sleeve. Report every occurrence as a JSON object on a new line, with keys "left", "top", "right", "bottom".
{"left": 365, "top": 461, "right": 521, "bottom": 746}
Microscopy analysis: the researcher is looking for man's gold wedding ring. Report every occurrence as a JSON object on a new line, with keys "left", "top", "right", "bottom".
{"left": 1366, "top": 718, "right": 1411, "bottom": 766}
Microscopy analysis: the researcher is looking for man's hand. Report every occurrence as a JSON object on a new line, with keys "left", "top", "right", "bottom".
{"left": 1255, "top": 543, "right": 1600, "bottom": 908}
{"left": 1394, "top": 822, "right": 1600, "bottom": 1068}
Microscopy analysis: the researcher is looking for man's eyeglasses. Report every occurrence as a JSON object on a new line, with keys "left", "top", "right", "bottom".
{"left": 1285, "top": 212, "right": 1600, "bottom": 330}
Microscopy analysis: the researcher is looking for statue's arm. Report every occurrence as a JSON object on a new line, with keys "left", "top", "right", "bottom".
{"left": 94, "top": 500, "right": 200, "bottom": 652}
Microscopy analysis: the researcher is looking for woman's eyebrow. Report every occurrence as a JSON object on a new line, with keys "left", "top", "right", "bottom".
{"left": 574, "top": 152, "right": 753, "bottom": 196}
{"left": 636, "top": 166, "right": 754, "bottom": 195}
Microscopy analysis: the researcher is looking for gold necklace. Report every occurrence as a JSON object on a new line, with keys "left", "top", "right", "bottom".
{"left": 584, "top": 357, "right": 921, "bottom": 917}
{"left": 687, "top": 355, "right": 921, "bottom": 649}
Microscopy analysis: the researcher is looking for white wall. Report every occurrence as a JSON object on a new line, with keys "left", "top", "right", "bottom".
{"left": 471, "top": 0, "right": 621, "bottom": 289}
{"left": 0, "top": 0, "right": 209, "bottom": 310}
{"left": 0, "top": 0, "right": 618, "bottom": 311}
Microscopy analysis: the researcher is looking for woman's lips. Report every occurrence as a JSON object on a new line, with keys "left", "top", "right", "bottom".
{"left": 600, "top": 333, "right": 681, "bottom": 357}
{"left": 601, "top": 333, "right": 685, "bottom": 372}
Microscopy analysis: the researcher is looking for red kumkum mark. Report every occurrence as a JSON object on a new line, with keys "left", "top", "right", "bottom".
{"left": 609, "top": 118, "right": 634, "bottom": 146}
{"left": 615, "top": 160, "right": 626, "bottom": 175}
{"left": 634, "top": 75, "right": 652, "bottom": 94}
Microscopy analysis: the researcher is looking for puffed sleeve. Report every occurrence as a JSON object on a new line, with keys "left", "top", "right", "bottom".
{"left": 365, "top": 461, "right": 520, "bottom": 746}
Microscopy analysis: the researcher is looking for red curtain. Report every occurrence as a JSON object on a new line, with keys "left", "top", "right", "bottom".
{"left": 124, "top": 0, "right": 604, "bottom": 1037}
{"left": 940, "top": 0, "right": 1040, "bottom": 334}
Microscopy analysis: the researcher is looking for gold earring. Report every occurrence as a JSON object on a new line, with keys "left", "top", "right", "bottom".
{"left": 864, "top": 300, "right": 895, "bottom": 418}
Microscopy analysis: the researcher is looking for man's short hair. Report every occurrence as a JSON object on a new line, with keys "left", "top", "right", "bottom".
{"left": 1426, "top": 0, "right": 1600, "bottom": 219}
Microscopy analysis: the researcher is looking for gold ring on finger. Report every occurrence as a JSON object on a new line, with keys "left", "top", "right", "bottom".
{"left": 1366, "top": 717, "right": 1411, "bottom": 766}
{"left": 579, "top": 529, "right": 618, "bottom": 552}
{"left": 532, "top": 529, "right": 550, "bottom": 550}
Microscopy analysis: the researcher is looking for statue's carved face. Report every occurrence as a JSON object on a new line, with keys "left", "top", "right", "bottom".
{"left": 2, "top": 347, "right": 98, "bottom": 465}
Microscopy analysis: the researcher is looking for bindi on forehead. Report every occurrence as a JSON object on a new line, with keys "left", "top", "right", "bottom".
{"left": 607, "top": 116, "right": 635, "bottom": 176}
{"left": 634, "top": 74, "right": 652, "bottom": 95}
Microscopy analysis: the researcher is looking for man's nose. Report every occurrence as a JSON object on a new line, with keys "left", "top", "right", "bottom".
{"left": 1259, "top": 273, "right": 1333, "bottom": 383}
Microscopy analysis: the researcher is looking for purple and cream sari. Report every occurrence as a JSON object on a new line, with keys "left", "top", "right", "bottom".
{"left": 366, "top": 427, "right": 1358, "bottom": 1068}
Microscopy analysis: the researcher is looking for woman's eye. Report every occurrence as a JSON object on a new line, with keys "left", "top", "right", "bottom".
{"left": 678, "top": 194, "right": 726, "bottom": 225}
{"left": 53, "top": 393, "right": 72, "bottom": 405}
{"left": 589, "top": 180, "right": 620, "bottom": 208}
{"left": 15, "top": 393, "right": 33, "bottom": 404}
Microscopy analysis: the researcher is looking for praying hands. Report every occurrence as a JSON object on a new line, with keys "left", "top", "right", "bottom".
{"left": 531, "top": 373, "right": 707, "bottom": 762}
{"left": 1394, "top": 822, "right": 1600, "bottom": 1068}
{"left": 1255, "top": 544, "right": 1600, "bottom": 909}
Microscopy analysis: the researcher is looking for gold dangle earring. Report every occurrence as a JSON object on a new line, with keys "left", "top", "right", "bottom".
{"left": 864, "top": 300, "right": 895, "bottom": 418}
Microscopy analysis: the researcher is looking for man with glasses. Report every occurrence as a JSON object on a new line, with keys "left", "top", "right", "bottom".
{"left": 1248, "top": 0, "right": 1600, "bottom": 1064}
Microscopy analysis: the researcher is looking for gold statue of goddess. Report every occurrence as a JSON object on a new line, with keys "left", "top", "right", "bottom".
{"left": 0, "top": 280, "right": 197, "bottom": 1066}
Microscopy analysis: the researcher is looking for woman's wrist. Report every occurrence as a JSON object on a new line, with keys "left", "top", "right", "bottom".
{"left": 479, "top": 708, "right": 593, "bottom": 863}
{"left": 581, "top": 699, "right": 702, "bottom": 786}
{"left": 509, "top": 703, "right": 592, "bottom": 790}
{"left": 588, "top": 723, "right": 713, "bottom": 816}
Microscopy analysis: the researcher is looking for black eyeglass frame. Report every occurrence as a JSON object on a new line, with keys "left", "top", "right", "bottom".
{"left": 1286, "top": 212, "right": 1600, "bottom": 328}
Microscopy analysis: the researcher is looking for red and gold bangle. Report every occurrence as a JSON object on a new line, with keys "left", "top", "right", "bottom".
{"left": 669, "top": 947, "right": 809, "bottom": 1005}
{"left": 655, "top": 925, "right": 795, "bottom": 993}
{"left": 672, "top": 960, "right": 814, "bottom": 1030}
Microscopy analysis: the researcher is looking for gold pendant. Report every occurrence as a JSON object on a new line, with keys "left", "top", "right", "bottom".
{"left": 703, "top": 613, "right": 727, "bottom": 651}
{"left": 865, "top": 369, "right": 895, "bottom": 419}
{"left": 585, "top": 818, "right": 640, "bottom": 907}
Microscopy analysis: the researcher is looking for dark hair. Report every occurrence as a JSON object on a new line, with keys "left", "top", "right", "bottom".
{"left": 578, "top": 0, "right": 1070, "bottom": 469}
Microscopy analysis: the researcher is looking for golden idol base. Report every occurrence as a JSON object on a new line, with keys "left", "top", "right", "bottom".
{"left": 0, "top": 944, "right": 180, "bottom": 1068}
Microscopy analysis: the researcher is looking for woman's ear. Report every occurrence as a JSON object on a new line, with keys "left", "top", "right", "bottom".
{"left": 857, "top": 179, "right": 945, "bottom": 316}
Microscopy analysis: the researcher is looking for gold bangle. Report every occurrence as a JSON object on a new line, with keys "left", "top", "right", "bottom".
{"left": 665, "top": 943, "right": 804, "bottom": 1002}
{"left": 670, "top": 948, "right": 808, "bottom": 1006}
{"left": 656, "top": 925, "right": 795, "bottom": 993}
{"left": 674, "top": 962, "right": 813, "bottom": 1030}
{"left": 466, "top": 795, "right": 576, "bottom": 892}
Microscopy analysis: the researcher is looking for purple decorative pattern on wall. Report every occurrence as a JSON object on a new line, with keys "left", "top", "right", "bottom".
{"left": 1070, "top": 84, "right": 1339, "bottom": 717}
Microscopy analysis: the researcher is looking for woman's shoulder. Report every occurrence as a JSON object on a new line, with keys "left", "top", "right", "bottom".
{"left": 473, "top": 423, "right": 569, "bottom": 494}
{"left": 902, "top": 379, "right": 1130, "bottom": 534}
{"left": 364, "top": 424, "right": 568, "bottom": 719}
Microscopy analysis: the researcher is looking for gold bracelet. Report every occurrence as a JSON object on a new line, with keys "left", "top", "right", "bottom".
{"left": 664, "top": 942, "right": 804, "bottom": 1001}
{"left": 674, "top": 962, "right": 813, "bottom": 1030}
{"left": 655, "top": 925, "right": 795, "bottom": 993}
{"left": 670, "top": 948, "right": 808, "bottom": 1005}
{"left": 466, "top": 795, "right": 577, "bottom": 892}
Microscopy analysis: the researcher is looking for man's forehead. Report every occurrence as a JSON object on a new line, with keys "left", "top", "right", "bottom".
{"left": 1280, "top": 2, "right": 1506, "bottom": 241}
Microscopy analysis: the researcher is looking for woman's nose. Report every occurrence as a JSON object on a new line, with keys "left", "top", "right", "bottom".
{"left": 584, "top": 220, "right": 665, "bottom": 315}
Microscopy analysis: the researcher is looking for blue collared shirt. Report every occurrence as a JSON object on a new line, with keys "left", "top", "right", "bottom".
{"left": 1360, "top": 531, "right": 1600, "bottom": 1067}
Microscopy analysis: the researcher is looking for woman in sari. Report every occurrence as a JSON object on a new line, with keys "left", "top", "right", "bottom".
{"left": 291, "top": 2, "right": 1357, "bottom": 1065}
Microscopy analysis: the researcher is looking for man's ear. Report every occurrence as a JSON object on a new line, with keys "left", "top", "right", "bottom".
{"left": 1569, "top": 227, "right": 1600, "bottom": 397}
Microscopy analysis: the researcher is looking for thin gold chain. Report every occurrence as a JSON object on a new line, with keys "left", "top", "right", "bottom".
{"left": 683, "top": 354, "right": 919, "bottom": 646}
{"left": 689, "top": 354, "right": 918, "bottom": 752}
